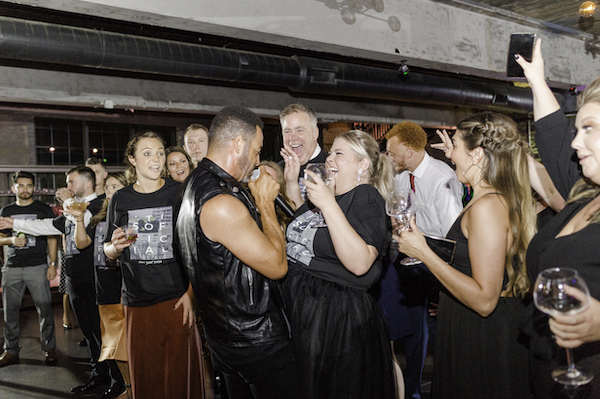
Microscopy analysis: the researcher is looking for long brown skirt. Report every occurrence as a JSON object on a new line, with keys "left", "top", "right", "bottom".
{"left": 98, "top": 303, "right": 127, "bottom": 362}
{"left": 126, "top": 298, "right": 205, "bottom": 399}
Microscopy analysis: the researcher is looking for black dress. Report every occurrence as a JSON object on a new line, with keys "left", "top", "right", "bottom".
{"left": 525, "top": 198, "right": 600, "bottom": 399}
{"left": 433, "top": 209, "right": 531, "bottom": 399}
{"left": 280, "top": 184, "right": 396, "bottom": 399}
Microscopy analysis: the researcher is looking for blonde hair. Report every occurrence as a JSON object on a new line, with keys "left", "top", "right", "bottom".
{"left": 335, "top": 130, "right": 394, "bottom": 202}
{"left": 569, "top": 76, "right": 600, "bottom": 219}
{"left": 457, "top": 112, "right": 536, "bottom": 298}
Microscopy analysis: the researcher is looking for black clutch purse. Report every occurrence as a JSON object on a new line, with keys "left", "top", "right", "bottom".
{"left": 423, "top": 234, "right": 456, "bottom": 264}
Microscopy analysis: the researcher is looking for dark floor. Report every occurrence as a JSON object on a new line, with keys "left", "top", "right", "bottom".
{"left": 0, "top": 292, "right": 432, "bottom": 399}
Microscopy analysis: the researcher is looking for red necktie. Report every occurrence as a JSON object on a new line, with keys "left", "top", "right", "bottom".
{"left": 410, "top": 173, "right": 415, "bottom": 192}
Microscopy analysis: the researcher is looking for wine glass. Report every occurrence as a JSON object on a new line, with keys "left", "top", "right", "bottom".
{"left": 386, "top": 188, "right": 422, "bottom": 266}
{"left": 304, "top": 163, "right": 332, "bottom": 228}
{"left": 533, "top": 267, "right": 593, "bottom": 387}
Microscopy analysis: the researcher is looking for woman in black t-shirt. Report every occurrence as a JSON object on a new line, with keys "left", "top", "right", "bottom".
{"left": 66, "top": 172, "right": 129, "bottom": 398}
{"left": 281, "top": 130, "right": 396, "bottom": 399}
{"left": 103, "top": 132, "right": 204, "bottom": 399}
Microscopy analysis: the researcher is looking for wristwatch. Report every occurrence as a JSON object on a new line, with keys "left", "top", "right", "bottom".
{"left": 49, "top": 262, "right": 56, "bottom": 267}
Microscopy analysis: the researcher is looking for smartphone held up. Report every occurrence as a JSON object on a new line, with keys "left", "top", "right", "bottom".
{"left": 506, "top": 33, "right": 535, "bottom": 78}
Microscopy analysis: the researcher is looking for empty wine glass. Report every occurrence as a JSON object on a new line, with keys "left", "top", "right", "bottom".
{"left": 386, "top": 188, "right": 421, "bottom": 266}
{"left": 304, "top": 163, "right": 332, "bottom": 228}
{"left": 533, "top": 267, "right": 593, "bottom": 387}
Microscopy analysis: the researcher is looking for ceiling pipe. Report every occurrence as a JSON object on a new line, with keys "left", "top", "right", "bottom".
{"left": 0, "top": 15, "right": 558, "bottom": 113}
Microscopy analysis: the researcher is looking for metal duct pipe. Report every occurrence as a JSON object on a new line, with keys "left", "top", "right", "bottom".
{"left": 0, "top": 15, "right": 543, "bottom": 112}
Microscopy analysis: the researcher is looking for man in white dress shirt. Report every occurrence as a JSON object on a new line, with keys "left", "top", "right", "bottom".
{"left": 384, "top": 121, "right": 463, "bottom": 399}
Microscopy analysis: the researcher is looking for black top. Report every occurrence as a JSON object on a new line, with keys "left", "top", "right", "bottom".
{"left": 0, "top": 201, "right": 55, "bottom": 267}
{"left": 104, "top": 179, "right": 188, "bottom": 307}
{"left": 286, "top": 184, "right": 390, "bottom": 291}
{"left": 534, "top": 109, "right": 580, "bottom": 199}
{"left": 91, "top": 221, "right": 122, "bottom": 305}
{"left": 176, "top": 158, "right": 291, "bottom": 362}
{"left": 53, "top": 196, "right": 104, "bottom": 282}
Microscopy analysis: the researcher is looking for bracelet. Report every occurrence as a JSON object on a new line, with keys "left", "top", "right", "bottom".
{"left": 49, "top": 262, "right": 56, "bottom": 267}
{"left": 76, "top": 219, "right": 84, "bottom": 223}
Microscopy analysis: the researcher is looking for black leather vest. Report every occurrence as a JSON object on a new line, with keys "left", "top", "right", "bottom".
{"left": 176, "top": 159, "right": 289, "bottom": 347}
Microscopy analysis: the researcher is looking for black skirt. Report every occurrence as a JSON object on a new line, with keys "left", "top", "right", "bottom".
{"left": 280, "top": 266, "right": 396, "bottom": 399}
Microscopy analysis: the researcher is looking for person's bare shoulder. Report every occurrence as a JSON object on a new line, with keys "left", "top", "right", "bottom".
{"left": 200, "top": 194, "right": 252, "bottom": 240}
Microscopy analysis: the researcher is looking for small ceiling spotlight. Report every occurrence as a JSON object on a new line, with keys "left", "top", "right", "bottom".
{"left": 49, "top": 147, "right": 55, "bottom": 152}
{"left": 92, "top": 148, "right": 99, "bottom": 154}
{"left": 399, "top": 60, "right": 410, "bottom": 76}
{"left": 580, "top": 1, "right": 597, "bottom": 18}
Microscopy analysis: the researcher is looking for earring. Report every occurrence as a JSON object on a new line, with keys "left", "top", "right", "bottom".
{"left": 355, "top": 169, "right": 364, "bottom": 187}
{"left": 462, "top": 163, "right": 483, "bottom": 187}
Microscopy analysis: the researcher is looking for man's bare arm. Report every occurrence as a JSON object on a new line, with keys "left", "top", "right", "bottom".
{"left": 201, "top": 172, "right": 287, "bottom": 279}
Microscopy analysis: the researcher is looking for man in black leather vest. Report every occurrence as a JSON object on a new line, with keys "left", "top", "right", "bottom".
{"left": 176, "top": 106, "right": 299, "bottom": 399}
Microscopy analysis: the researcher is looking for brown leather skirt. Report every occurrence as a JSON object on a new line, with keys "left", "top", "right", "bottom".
{"left": 126, "top": 298, "right": 205, "bottom": 399}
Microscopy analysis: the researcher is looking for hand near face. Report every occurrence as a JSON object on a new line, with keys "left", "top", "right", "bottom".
{"left": 55, "top": 187, "right": 73, "bottom": 204}
{"left": 304, "top": 169, "right": 335, "bottom": 210}
{"left": 280, "top": 145, "right": 301, "bottom": 185}
{"left": 248, "top": 166, "right": 280, "bottom": 209}
{"left": 431, "top": 129, "right": 454, "bottom": 159}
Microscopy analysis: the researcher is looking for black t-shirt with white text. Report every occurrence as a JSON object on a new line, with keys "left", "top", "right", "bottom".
{"left": 0, "top": 201, "right": 56, "bottom": 267}
{"left": 104, "top": 179, "right": 187, "bottom": 307}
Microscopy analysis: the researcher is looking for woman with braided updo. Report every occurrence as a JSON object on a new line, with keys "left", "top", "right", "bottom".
{"left": 398, "top": 112, "right": 536, "bottom": 398}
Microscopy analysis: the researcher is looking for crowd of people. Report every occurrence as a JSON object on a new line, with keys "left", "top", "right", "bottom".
{"left": 0, "top": 37, "right": 599, "bottom": 399}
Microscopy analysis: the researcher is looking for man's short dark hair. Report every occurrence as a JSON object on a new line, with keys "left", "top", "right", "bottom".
{"left": 12, "top": 171, "right": 35, "bottom": 185}
{"left": 209, "top": 106, "right": 264, "bottom": 150}
{"left": 66, "top": 165, "right": 96, "bottom": 185}
{"left": 85, "top": 157, "right": 105, "bottom": 169}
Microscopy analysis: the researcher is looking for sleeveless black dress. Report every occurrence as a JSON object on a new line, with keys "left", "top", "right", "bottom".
{"left": 433, "top": 207, "right": 531, "bottom": 399}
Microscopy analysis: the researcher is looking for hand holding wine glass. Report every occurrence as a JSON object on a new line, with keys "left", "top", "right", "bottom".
{"left": 533, "top": 267, "right": 594, "bottom": 386}
{"left": 304, "top": 163, "right": 333, "bottom": 228}
{"left": 386, "top": 188, "right": 422, "bottom": 266}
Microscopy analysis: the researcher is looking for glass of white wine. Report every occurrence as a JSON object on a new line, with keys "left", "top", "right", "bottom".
{"left": 533, "top": 267, "right": 593, "bottom": 387}
{"left": 386, "top": 188, "right": 421, "bottom": 266}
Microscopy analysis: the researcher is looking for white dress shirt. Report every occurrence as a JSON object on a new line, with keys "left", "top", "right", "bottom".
{"left": 395, "top": 152, "right": 463, "bottom": 237}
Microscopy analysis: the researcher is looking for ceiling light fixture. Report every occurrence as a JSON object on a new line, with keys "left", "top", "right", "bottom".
{"left": 580, "top": 1, "right": 597, "bottom": 18}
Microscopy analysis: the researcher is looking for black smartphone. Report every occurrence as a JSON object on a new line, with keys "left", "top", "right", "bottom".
{"left": 506, "top": 33, "right": 535, "bottom": 78}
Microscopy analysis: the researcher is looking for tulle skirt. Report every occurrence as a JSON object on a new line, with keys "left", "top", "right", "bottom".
{"left": 280, "top": 266, "right": 397, "bottom": 399}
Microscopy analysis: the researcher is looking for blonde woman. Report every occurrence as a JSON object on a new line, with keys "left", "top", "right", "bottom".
{"left": 280, "top": 130, "right": 396, "bottom": 399}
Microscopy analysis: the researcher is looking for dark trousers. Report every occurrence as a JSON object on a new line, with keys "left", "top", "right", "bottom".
{"left": 67, "top": 277, "right": 110, "bottom": 382}
{"left": 211, "top": 343, "right": 300, "bottom": 399}
{"left": 397, "top": 263, "right": 440, "bottom": 399}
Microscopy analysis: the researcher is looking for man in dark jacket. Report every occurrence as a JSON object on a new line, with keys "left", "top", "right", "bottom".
{"left": 176, "top": 106, "right": 299, "bottom": 399}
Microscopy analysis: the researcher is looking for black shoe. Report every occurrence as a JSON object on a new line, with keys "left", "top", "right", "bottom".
{"left": 0, "top": 351, "right": 19, "bottom": 367}
{"left": 71, "top": 378, "right": 109, "bottom": 394}
{"left": 101, "top": 384, "right": 127, "bottom": 399}
{"left": 78, "top": 339, "right": 88, "bottom": 347}
{"left": 44, "top": 349, "right": 58, "bottom": 366}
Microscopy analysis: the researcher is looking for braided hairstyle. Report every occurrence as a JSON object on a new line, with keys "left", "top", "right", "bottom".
{"left": 456, "top": 112, "right": 536, "bottom": 298}
{"left": 335, "top": 130, "right": 394, "bottom": 202}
